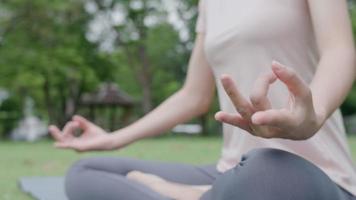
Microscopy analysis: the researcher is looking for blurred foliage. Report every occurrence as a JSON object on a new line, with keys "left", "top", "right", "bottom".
{"left": 0, "top": 0, "right": 102, "bottom": 132}
{"left": 1, "top": 0, "right": 356, "bottom": 138}
{"left": 0, "top": 97, "right": 22, "bottom": 135}
{"left": 0, "top": 0, "right": 215, "bottom": 138}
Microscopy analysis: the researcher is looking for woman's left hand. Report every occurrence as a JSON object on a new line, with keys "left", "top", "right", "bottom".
{"left": 215, "top": 61, "right": 327, "bottom": 140}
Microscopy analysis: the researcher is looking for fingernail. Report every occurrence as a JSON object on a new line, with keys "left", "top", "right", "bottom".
{"left": 251, "top": 114, "right": 261, "bottom": 125}
{"left": 220, "top": 74, "right": 230, "bottom": 81}
{"left": 214, "top": 112, "right": 222, "bottom": 120}
{"left": 272, "top": 60, "right": 280, "bottom": 65}
{"left": 272, "top": 60, "right": 284, "bottom": 69}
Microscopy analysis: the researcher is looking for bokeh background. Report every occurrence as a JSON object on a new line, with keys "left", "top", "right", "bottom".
{"left": 0, "top": 0, "right": 356, "bottom": 199}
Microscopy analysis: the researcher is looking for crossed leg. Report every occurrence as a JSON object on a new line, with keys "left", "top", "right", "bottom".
{"left": 124, "top": 149, "right": 353, "bottom": 200}
{"left": 65, "top": 149, "right": 353, "bottom": 200}
{"left": 65, "top": 157, "right": 219, "bottom": 200}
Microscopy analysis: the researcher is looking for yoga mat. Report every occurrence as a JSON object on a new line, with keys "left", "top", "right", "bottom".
{"left": 18, "top": 177, "right": 68, "bottom": 200}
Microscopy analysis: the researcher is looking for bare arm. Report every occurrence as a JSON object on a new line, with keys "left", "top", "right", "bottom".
{"left": 122, "top": 2, "right": 356, "bottom": 199}
{"left": 215, "top": 0, "right": 355, "bottom": 140}
{"left": 109, "top": 34, "right": 215, "bottom": 148}
{"left": 308, "top": 0, "right": 356, "bottom": 121}
{"left": 49, "top": 33, "right": 215, "bottom": 151}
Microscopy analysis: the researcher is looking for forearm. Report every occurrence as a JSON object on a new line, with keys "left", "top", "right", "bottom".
{"left": 109, "top": 88, "right": 212, "bottom": 148}
{"left": 307, "top": 0, "right": 355, "bottom": 123}
{"left": 310, "top": 47, "right": 356, "bottom": 122}
{"left": 107, "top": 34, "right": 213, "bottom": 149}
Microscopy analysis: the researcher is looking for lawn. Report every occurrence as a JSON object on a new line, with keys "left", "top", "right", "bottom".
{"left": 0, "top": 135, "right": 355, "bottom": 200}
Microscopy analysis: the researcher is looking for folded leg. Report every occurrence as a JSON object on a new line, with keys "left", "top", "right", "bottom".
{"left": 65, "top": 157, "right": 219, "bottom": 200}
{"left": 203, "top": 148, "right": 349, "bottom": 200}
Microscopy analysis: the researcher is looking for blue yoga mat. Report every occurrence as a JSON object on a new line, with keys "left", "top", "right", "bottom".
{"left": 18, "top": 177, "right": 68, "bottom": 200}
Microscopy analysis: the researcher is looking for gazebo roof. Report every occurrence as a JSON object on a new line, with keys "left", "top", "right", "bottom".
{"left": 80, "top": 82, "right": 135, "bottom": 107}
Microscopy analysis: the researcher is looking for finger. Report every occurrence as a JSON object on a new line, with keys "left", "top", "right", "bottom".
{"left": 271, "top": 61, "right": 311, "bottom": 102}
{"left": 62, "top": 121, "right": 79, "bottom": 137}
{"left": 54, "top": 140, "right": 84, "bottom": 151}
{"left": 49, "top": 125, "right": 63, "bottom": 142}
{"left": 54, "top": 142, "right": 70, "bottom": 149}
{"left": 72, "top": 115, "right": 91, "bottom": 129}
{"left": 215, "top": 111, "right": 252, "bottom": 132}
{"left": 249, "top": 71, "right": 277, "bottom": 111}
{"left": 220, "top": 74, "right": 254, "bottom": 118}
{"left": 251, "top": 109, "right": 296, "bottom": 128}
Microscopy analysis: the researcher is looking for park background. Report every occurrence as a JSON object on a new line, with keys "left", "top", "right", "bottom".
{"left": 1, "top": 0, "right": 356, "bottom": 199}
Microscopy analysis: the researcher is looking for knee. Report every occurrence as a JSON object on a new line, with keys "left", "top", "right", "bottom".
{"left": 211, "top": 148, "right": 341, "bottom": 200}
{"left": 239, "top": 148, "right": 300, "bottom": 168}
{"left": 65, "top": 158, "right": 93, "bottom": 181}
{"left": 64, "top": 158, "right": 98, "bottom": 199}
{"left": 237, "top": 148, "right": 324, "bottom": 183}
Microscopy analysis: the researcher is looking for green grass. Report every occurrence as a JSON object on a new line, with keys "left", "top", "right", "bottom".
{"left": 0, "top": 136, "right": 222, "bottom": 200}
{"left": 0, "top": 135, "right": 355, "bottom": 200}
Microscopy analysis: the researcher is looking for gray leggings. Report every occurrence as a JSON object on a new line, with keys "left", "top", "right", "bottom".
{"left": 65, "top": 148, "right": 355, "bottom": 200}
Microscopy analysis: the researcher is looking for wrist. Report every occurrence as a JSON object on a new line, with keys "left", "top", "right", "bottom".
{"left": 108, "top": 129, "right": 137, "bottom": 150}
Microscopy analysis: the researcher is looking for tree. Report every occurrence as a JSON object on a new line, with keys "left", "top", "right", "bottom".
{"left": 0, "top": 0, "right": 103, "bottom": 128}
{"left": 86, "top": 0, "right": 199, "bottom": 113}
{"left": 0, "top": 0, "right": 201, "bottom": 132}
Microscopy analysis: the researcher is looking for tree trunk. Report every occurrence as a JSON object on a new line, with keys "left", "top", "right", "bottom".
{"left": 136, "top": 5, "right": 152, "bottom": 114}
{"left": 64, "top": 76, "right": 84, "bottom": 123}
{"left": 137, "top": 44, "right": 152, "bottom": 113}
{"left": 113, "top": 2, "right": 153, "bottom": 114}
{"left": 43, "top": 74, "right": 55, "bottom": 125}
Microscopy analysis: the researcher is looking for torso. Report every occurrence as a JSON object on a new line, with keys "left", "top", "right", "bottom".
{"left": 198, "top": 0, "right": 356, "bottom": 195}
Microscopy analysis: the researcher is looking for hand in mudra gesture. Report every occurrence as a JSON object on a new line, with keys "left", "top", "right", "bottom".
{"left": 49, "top": 115, "right": 113, "bottom": 152}
{"left": 215, "top": 61, "right": 326, "bottom": 140}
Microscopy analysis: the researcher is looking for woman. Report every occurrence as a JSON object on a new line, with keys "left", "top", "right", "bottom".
{"left": 50, "top": 0, "right": 356, "bottom": 199}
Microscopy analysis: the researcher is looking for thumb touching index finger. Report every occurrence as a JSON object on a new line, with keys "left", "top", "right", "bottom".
{"left": 72, "top": 115, "right": 91, "bottom": 129}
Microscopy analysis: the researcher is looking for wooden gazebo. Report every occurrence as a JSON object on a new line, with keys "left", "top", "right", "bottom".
{"left": 80, "top": 82, "right": 135, "bottom": 131}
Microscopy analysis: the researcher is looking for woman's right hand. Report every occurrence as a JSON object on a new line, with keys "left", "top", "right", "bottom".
{"left": 49, "top": 115, "right": 116, "bottom": 152}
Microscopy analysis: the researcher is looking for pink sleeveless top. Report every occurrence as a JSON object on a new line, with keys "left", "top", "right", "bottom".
{"left": 196, "top": 0, "right": 356, "bottom": 195}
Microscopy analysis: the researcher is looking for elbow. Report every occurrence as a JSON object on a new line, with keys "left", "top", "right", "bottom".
{"left": 194, "top": 89, "right": 215, "bottom": 115}
{"left": 352, "top": 47, "right": 356, "bottom": 78}
{"left": 196, "top": 97, "right": 213, "bottom": 115}
{"left": 179, "top": 87, "right": 214, "bottom": 116}
{"left": 347, "top": 46, "right": 356, "bottom": 79}
{"left": 343, "top": 45, "right": 356, "bottom": 79}
{"left": 347, "top": 44, "right": 356, "bottom": 64}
